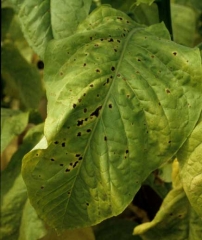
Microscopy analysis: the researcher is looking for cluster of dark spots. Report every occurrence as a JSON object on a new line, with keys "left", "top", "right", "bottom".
{"left": 96, "top": 69, "right": 100, "bottom": 73}
{"left": 103, "top": 78, "right": 110, "bottom": 86}
{"left": 111, "top": 66, "right": 115, "bottom": 71}
{"left": 77, "top": 119, "right": 84, "bottom": 126}
{"left": 86, "top": 129, "right": 91, "bottom": 133}
{"left": 60, "top": 163, "right": 64, "bottom": 166}
{"left": 62, "top": 142, "right": 66, "bottom": 147}
{"left": 65, "top": 168, "right": 70, "bottom": 172}
{"left": 104, "top": 136, "right": 107, "bottom": 141}
{"left": 108, "top": 38, "right": 114, "bottom": 42}
{"left": 166, "top": 89, "right": 171, "bottom": 94}
{"left": 84, "top": 108, "right": 87, "bottom": 113}
{"left": 73, "top": 103, "right": 77, "bottom": 108}
{"left": 117, "top": 17, "right": 123, "bottom": 20}
{"left": 73, "top": 161, "right": 79, "bottom": 168}
{"left": 90, "top": 84, "right": 94, "bottom": 87}
{"left": 172, "top": 52, "right": 177, "bottom": 56}
{"left": 51, "top": 158, "right": 55, "bottom": 161}
{"left": 108, "top": 104, "right": 112, "bottom": 108}
{"left": 90, "top": 106, "right": 102, "bottom": 117}
{"left": 94, "top": 44, "right": 99, "bottom": 47}
{"left": 54, "top": 141, "right": 59, "bottom": 144}
{"left": 77, "top": 132, "right": 81, "bottom": 136}
{"left": 83, "top": 63, "right": 86, "bottom": 67}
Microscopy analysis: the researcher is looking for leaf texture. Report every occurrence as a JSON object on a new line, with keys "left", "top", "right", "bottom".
{"left": 10, "top": 0, "right": 92, "bottom": 58}
{"left": 22, "top": 6, "right": 202, "bottom": 230}
{"left": 177, "top": 112, "right": 202, "bottom": 217}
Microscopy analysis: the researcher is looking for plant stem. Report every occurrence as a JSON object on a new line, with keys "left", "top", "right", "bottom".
{"left": 155, "top": 0, "right": 173, "bottom": 40}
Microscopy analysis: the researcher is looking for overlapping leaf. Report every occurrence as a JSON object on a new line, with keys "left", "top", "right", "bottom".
{"left": 22, "top": 6, "right": 202, "bottom": 231}
{"left": 177, "top": 112, "right": 202, "bottom": 217}
{"left": 133, "top": 160, "right": 202, "bottom": 240}
{"left": 10, "top": 0, "right": 92, "bottom": 58}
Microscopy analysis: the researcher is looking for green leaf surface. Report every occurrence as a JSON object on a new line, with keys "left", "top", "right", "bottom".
{"left": 1, "top": 7, "right": 15, "bottom": 40}
{"left": 133, "top": 160, "right": 202, "bottom": 240}
{"left": 135, "top": 0, "right": 155, "bottom": 6}
{"left": 22, "top": 6, "right": 202, "bottom": 231}
{"left": 1, "top": 124, "right": 44, "bottom": 240}
{"left": 177, "top": 112, "right": 202, "bottom": 217}
{"left": 10, "top": 0, "right": 93, "bottom": 59}
{"left": 1, "top": 108, "right": 29, "bottom": 153}
{"left": 94, "top": 218, "right": 141, "bottom": 240}
{"left": 171, "top": 3, "right": 197, "bottom": 47}
{"left": 18, "top": 200, "right": 47, "bottom": 240}
{"left": 1, "top": 42, "right": 43, "bottom": 109}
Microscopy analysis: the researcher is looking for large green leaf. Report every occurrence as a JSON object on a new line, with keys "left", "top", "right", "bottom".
{"left": 22, "top": 6, "right": 202, "bottom": 231}
{"left": 1, "top": 42, "right": 43, "bottom": 109}
{"left": 133, "top": 160, "right": 202, "bottom": 240}
{"left": 1, "top": 108, "right": 29, "bottom": 153}
{"left": 177, "top": 112, "right": 202, "bottom": 217}
{"left": 10, "top": 0, "right": 93, "bottom": 59}
{"left": 1, "top": 124, "right": 45, "bottom": 240}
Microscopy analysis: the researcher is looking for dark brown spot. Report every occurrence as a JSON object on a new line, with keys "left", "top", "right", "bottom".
{"left": 108, "top": 38, "right": 114, "bottom": 42}
{"left": 73, "top": 103, "right": 77, "bottom": 108}
{"left": 90, "top": 36, "right": 93, "bottom": 40}
{"left": 78, "top": 99, "right": 82, "bottom": 103}
{"left": 79, "top": 157, "right": 83, "bottom": 160}
{"left": 151, "top": 55, "right": 155, "bottom": 58}
{"left": 109, "top": 104, "right": 112, "bottom": 108}
{"left": 166, "top": 89, "right": 171, "bottom": 94}
{"left": 86, "top": 203, "right": 89, "bottom": 206}
{"left": 62, "top": 142, "right": 65, "bottom": 147}
{"left": 84, "top": 108, "right": 87, "bottom": 113}
{"left": 75, "top": 154, "right": 80, "bottom": 157}
{"left": 96, "top": 69, "right": 100, "bottom": 73}
{"left": 94, "top": 44, "right": 99, "bottom": 47}
{"left": 173, "top": 52, "right": 177, "bottom": 56}
{"left": 51, "top": 158, "right": 55, "bottom": 161}
{"left": 83, "top": 63, "right": 86, "bottom": 67}
{"left": 41, "top": 186, "right": 44, "bottom": 189}
{"left": 137, "top": 58, "right": 141, "bottom": 62}
{"left": 60, "top": 163, "right": 64, "bottom": 166}
{"left": 97, "top": 94, "right": 100, "bottom": 97}
{"left": 77, "top": 120, "right": 84, "bottom": 126}
{"left": 168, "top": 141, "right": 171, "bottom": 143}
{"left": 117, "top": 17, "right": 123, "bottom": 20}
{"left": 104, "top": 136, "right": 107, "bottom": 141}
{"left": 126, "top": 150, "right": 129, "bottom": 154}
{"left": 77, "top": 132, "right": 81, "bottom": 136}
{"left": 60, "top": 72, "right": 63, "bottom": 76}
{"left": 117, "top": 40, "right": 121, "bottom": 43}
{"left": 114, "top": 49, "right": 117, "bottom": 52}
{"left": 65, "top": 168, "right": 70, "bottom": 172}
{"left": 54, "top": 141, "right": 59, "bottom": 144}
{"left": 111, "top": 66, "right": 115, "bottom": 71}
{"left": 90, "top": 106, "right": 102, "bottom": 117}
{"left": 73, "top": 161, "right": 79, "bottom": 168}
{"left": 87, "top": 129, "right": 91, "bottom": 133}
{"left": 90, "top": 84, "right": 94, "bottom": 87}
{"left": 100, "top": 38, "right": 104, "bottom": 41}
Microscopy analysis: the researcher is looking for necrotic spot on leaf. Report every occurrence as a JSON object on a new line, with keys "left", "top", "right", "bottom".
{"left": 117, "top": 17, "right": 123, "bottom": 20}
{"left": 78, "top": 99, "right": 82, "bottom": 102}
{"left": 117, "top": 40, "right": 121, "bottom": 43}
{"left": 104, "top": 136, "right": 107, "bottom": 141}
{"left": 90, "top": 84, "right": 94, "bottom": 87}
{"left": 73, "top": 161, "right": 79, "bottom": 168}
{"left": 111, "top": 66, "right": 115, "bottom": 71}
{"left": 51, "top": 158, "right": 55, "bottom": 161}
{"left": 36, "top": 153, "right": 39, "bottom": 157}
{"left": 90, "top": 106, "right": 102, "bottom": 117}
{"left": 97, "top": 94, "right": 100, "bottom": 97}
{"left": 62, "top": 142, "right": 65, "bottom": 147}
{"left": 54, "top": 141, "right": 59, "bottom": 144}
{"left": 86, "top": 203, "right": 89, "bottom": 206}
{"left": 41, "top": 186, "right": 44, "bottom": 189}
{"left": 65, "top": 169, "right": 70, "bottom": 172}
{"left": 83, "top": 63, "right": 86, "bottom": 67}
{"left": 173, "top": 52, "right": 177, "bottom": 56}
{"left": 37, "top": 60, "right": 44, "bottom": 70}
{"left": 87, "top": 129, "right": 91, "bottom": 133}
{"left": 77, "top": 132, "right": 81, "bottom": 136}
{"left": 114, "top": 49, "right": 117, "bottom": 52}
{"left": 109, "top": 104, "right": 112, "bottom": 108}
{"left": 60, "top": 164, "right": 64, "bottom": 166}
{"left": 77, "top": 120, "right": 84, "bottom": 126}
{"left": 137, "top": 58, "right": 141, "bottom": 62}
{"left": 108, "top": 38, "right": 114, "bottom": 42}
{"left": 84, "top": 108, "right": 87, "bottom": 113}
{"left": 96, "top": 69, "right": 100, "bottom": 73}
{"left": 73, "top": 103, "right": 77, "bottom": 108}
{"left": 126, "top": 150, "right": 129, "bottom": 154}
{"left": 75, "top": 154, "right": 80, "bottom": 157}
{"left": 79, "top": 157, "right": 83, "bottom": 160}
{"left": 166, "top": 89, "right": 171, "bottom": 94}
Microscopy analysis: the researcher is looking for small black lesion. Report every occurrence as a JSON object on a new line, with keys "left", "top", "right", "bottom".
{"left": 41, "top": 186, "right": 44, "bottom": 189}
{"left": 73, "top": 103, "right": 77, "bottom": 108}
{"left": 108, "top": 38, "right": 114, "bottom": 42}
{"left": 84, "top": 108, "right": 87, "bottom": 113}
{"left": 126, "top": 150, "right": 129, "bottom": 154}
{"left": 108, "top": 104, "right": 112, "bottom": 108}
{"left": 86, "top": 129, "right": 91, "bottom": 133}
{"left": 77, "top": 132, "right": 81, "bottom": 136}
{"left": 137, "top": 58, "right": 141, "bottom": 62}
{"left": 62, "top": 142, "right": 65, "bottom": 147}
{"left": 75, "top": 154, "right": 80, "bottom": 157}
{"left": 54, "top": 141, "right": 59, "bottom": 144}
{"left": 35, "top": 153, "right": 39, "bottom": 157}
{"left": 86, "top": 203, "right": 89, "bottom": 206}
{"left": 104, "top": 136, "right": 107, "bottom": 141}
{"left": 96, "top": 69, "right": 100, "bottom": 73}
{"left": 117, "top": 39, "right": 121, "bottom": 43}
{"left": 166, "top": 89, "right": 171, "bottom": 94}
{"left": 79, "top": 157, "right": 83, "bottom": 160}
{"left": 60, "top": 163, "right": 64, "bottom": 166}
{"left": 168, "top": 141, "right": 171, "bottom": 144}
{"left": 77, "top": 120, "right": 84, "bottom": 126}
{"left": 114, "top": 49, "right": 117, "bottom": 52}
{"left": 90, "top": 84, "right": 94, "bottom": 87}
{"left": 117, "top": 17, "right": 123, "bottom": 20}
{"left": 111, "top": 66, "right": 115, "bottom": 71}
{"left": 51, "top": 158, "right": 55, "bottom": 161}
{"left": 172, "top": 52, "right": 177, "bottom": 56}
{"left": 73, "top": 161, "right": 79, "bottom": 168}
{"left": 90, "top": 106, "right": 102, "bottom": 117}
{"left": 65, "top": 168, "right": 70, "bottom": 172}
